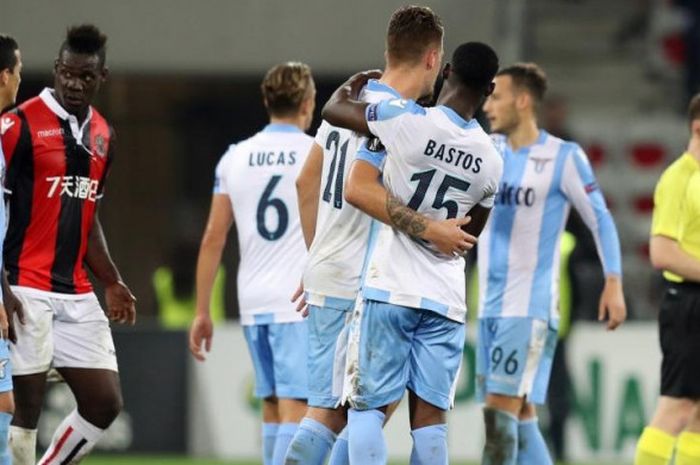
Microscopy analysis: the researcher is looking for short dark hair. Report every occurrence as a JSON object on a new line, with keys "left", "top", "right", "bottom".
{"left": 0, "top": 34, "right": 19, "bottom": 73}
{"left": 261, "top": 62, "right": 314, "bottom": 117}
{"left": 688, "top": 93, "right": 700, "bottom": 124}
{"left": 451, "top": 42, "right": 499, "bottom": 92}
{"left": 59, "top": 24, "right": 107, "bottom": 66}
{"left": 497, "top": 63, "right": 548, "bottom": 102}
{"left": 386, "top": 5, "right": 443, "bottom": 65}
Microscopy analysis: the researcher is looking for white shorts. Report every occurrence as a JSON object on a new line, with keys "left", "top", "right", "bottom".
{"left": 10, "top": 286, "right": 119, "bottom": 376}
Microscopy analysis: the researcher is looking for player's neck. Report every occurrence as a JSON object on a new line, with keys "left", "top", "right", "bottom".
{"left": 508, "top": 119, "right": 540, "bottom": 151}
{"left": 380, "top": 67, "right": 424, "bottom": 100}
{"left": 269, "top": 115, "right": 305, "bottom": 131}
{"left": 0, "top": 92, "right": 10, "bottom": 113}
{"left": 437, "top": 88, "right": 476, "bottom": 121}
{"left": 686, "top": 137, "right": 700, "bottom": 162}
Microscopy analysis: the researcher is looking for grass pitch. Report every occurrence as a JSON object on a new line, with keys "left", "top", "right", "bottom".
{"left": 84, "top": 456, "right": 621, "bottom": 465}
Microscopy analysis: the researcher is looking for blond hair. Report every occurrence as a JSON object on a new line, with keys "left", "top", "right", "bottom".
{"left": 261, "top": 62, "right": 314, "bottom": 117}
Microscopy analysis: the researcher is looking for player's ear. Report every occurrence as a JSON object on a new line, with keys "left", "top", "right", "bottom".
{"left": 100, "top": 66, "right": 109, "bottom": 82}
{"left": 485, "top": 81, "right": 495, "bottom": 97}
{"left": 0, "top": 69, "right": 8, "bottom": 86}
{"left": 426, "top": 47, "right": 440, "bottom": 70}
{"left": 53, "top": 59, "right": 59, "bottom": 76}
{"left": 441, "top": 63, "right": 451, "bottom": 80}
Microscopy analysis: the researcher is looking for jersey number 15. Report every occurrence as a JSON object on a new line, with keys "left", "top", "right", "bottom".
{"left": 408, "top": 169, "right": 471, "bottom": 218}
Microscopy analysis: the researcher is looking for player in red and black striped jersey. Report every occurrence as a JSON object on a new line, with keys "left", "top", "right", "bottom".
{"left": 0, "top": 25, "right": 136, "bottom": 465}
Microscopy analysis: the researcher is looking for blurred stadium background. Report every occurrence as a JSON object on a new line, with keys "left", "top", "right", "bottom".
{"left": 3, "top": 0, "right": 698, "bottom": 463}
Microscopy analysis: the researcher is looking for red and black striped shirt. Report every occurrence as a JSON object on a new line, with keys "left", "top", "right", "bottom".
{"left": 0, "top": 88, "right": 114, "bottom": 294}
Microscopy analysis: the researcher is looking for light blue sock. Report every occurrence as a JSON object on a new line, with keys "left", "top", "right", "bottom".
{"left": 348, "top": 409, "right": 386, "bottom": 465}
{"left": 517, "top": 418, "right": 553, "bottom": 465}
{"left": 328, "top": 426, "right": 349, "bottom": 465}
{"left": 273, "top": 423, "right": 298, "bottom": 465}
{"left": 263, "top": 423, "right": 279, "bottom": 465}
{"left": 0, "top": 412, "right": 11, "bottom": 465}
{"left": 410, "top": 424, "right": 448, "bottom": 465}
{"left": 482, "top": 408, "right": 518, "bottom": 465}
{"left": 284, "top": 418, "right": 336, "bottom": 465}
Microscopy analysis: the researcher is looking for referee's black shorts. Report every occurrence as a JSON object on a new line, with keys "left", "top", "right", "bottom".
{"left": 659, "top": 280, "right": 700, "bottom": 398}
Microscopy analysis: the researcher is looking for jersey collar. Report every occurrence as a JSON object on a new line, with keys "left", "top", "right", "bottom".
{"left": 438, "top": 105, "right": 480, "bottom": 130}
{"left": 365, "top": 79, "right": 401, "bottom": 99}
{"left": 39, "top": 88, "right": 93, "bottom": 146}
{"left": 262, "top": 123, "right": 303, "bottom": 133}
{"left": 509, "top": 129, "right": 549, "bottom": 153}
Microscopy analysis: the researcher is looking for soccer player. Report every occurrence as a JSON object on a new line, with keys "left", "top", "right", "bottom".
{"left": 634, "top": 94, "right": 700, "bottom": 465}
{"left": 0, "top": 33, "right": 23, "bottom": 465}
{"left": 189, "top": 62, "right": 316, "bottom": 465}
{"left": 286, "top": 7, "right": 474, "bottom": 465}
{"left": 321, "top": 41, "right": 502, "bottom": 465}
{"left": 477, "top": 63, "right": 626, "bottom": 465}
{"left": 0, "top": 25, "right": 137, "bottom": 465}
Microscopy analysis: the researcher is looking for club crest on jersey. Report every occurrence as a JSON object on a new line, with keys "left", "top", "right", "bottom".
{"left": 94, "top": 134, "right": 107, "bottom": 157}
{"left": 0, "top": 117, "right": 14, "bottom": 136}
{"left": 530, "top": 157, "right": 551, "bottom": 173}
{"left": 366, "top": 137, "right": 385, "bottom": 153}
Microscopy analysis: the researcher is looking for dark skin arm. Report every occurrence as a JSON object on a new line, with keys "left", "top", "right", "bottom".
{"left": 2, "top": 271, "right": 24, "bottom": 343}
{"left": 462, "top": 204, "right": 492, "bottom": 238}
{"left": 321, "top": 70, "right": 382, "bottom": 135}
{"left": 86, "top": 209, "right": 136, "bottom": 325}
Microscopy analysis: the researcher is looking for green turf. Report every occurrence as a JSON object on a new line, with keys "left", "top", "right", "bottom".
{"left": 83, "top": 456, "right": 623, "bottom": 465}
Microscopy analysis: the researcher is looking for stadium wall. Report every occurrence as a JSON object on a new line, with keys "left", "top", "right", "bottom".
{"left": 188, "top": 322, "right": 661, "bottom": 462}
{"left": 1, "top": 0, "right": 522, "bottom": 74}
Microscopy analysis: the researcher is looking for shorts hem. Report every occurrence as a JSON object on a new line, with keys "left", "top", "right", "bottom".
{"left": 274, "top": 386, "right": 308, "bottom": 400}
{"left": 11, "top": 365, "right": 52, "bottom": 376}
{"left": 308, "top": 395, "right": 340, "bottom": 408}
{"left": 406, "top": 383, "right": 450, "bottom": 411}
{"left": 348, "top": 387, "right": 404, "bottom": 411}
{"left": 52, "top": 362, "right": 119, "bottom": 373}
{"left": 477, "top": 384, "right": 546, "bottom": 405}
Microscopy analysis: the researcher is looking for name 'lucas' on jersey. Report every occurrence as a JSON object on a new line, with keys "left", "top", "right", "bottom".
{"left": 478, "top": 131, "right": 622, "bottom": 325}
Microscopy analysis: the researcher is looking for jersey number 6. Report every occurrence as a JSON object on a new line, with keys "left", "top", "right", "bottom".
{"left": 257, "top": 175, "right": 289, "bottom": 241}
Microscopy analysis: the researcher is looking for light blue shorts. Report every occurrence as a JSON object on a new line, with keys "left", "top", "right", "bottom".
{"left": 307, "top": 299, "right": 354, "bottom": 408}
{"left": 476, "top": 317, "right": 558, "bottom": 405}
{"left": 243, "top": 321, "right": 308, "bottom": 399}
{"left": 0, "top": 340, "right": 11, "bottom": 393}
{"left": 345, "top": 300, "right": 465, "bottom": 411}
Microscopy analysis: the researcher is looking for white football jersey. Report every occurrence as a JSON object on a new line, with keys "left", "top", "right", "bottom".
{"left": 358, "top": 98, "right": 503, "bottom": 323}
{"left": 215, "top": 124, "right": 313, "bottom": 325}
{"left": 303, "top": 80, "right": 402, "bottom": 308}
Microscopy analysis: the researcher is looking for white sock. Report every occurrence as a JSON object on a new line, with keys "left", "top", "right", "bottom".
{"left": 9, "top": 425, "right": 37, "bottom": 465}
{"left": 38, "top": 410, "right": 104, "bottom": 465}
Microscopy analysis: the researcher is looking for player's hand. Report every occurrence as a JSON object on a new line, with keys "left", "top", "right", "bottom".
{"left": 424, "top": 216, "right": 478, "bottom": 256}
{"left": 0, "top": 304, "right": 9, "bottom": 341}
{"left": 598, "top": 276, "right": 626, "bottom": 331}
{"left": 291, "top": 282, "right": 310, "bottom": 318}
{"left": 189, "top": 314, "right": 213, "bottom": 362}
{"left": 3, "top": 286, "right": 24, "bottom": 344}
{"left": 105, "top": 281, "right": 137, "bottom": 325}
{"left": 344, "top": 69, "right": 383, "bottom": 99}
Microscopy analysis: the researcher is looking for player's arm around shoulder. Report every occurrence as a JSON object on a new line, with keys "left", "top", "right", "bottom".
{"left": 321, "top": 70, "right": 381, "bottom": 135}
{"left": 344, "top": 140, "right": 476, "bottom": 257}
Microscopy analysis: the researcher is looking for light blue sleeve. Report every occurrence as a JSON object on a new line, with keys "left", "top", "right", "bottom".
{"left": 365, "top": 98, "right": 425, "bottom": 141}
{"left": 355, "top": 138, "right": 386, "bottom": 170}
{"left": 562, "top": 144, "right": 622, "bottom": 276}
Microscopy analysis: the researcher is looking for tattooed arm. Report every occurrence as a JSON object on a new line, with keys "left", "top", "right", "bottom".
{"left": 345, "top": 159, "right": 475, "bottom": 256}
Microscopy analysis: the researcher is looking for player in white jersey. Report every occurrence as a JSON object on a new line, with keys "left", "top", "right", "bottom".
{"left": 477, "top": 63, "right": 627, "bottom": 465}
{"left": 285, "top": 7, "right": 474, "bottom": 465}
{"left": 0, "top": 33, "right": 22, "bottom": 465}
{"left": 322, "top": 42, "right": 502, "bottom": 465}
{"left": 189, "top": 62, "right": 315, "bottom": 465}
